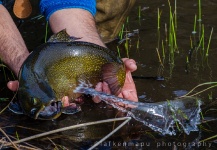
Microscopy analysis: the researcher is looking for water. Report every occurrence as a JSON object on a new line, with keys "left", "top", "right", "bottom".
{"left": 0, "top": 0, "right": 217, "bottom": 149}
{"left": 74, "top": 82, "right": 202, "bottom": 136}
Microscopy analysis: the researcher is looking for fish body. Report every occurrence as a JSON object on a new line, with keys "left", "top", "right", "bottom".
{"left": 15, "top": 30, "right": 126, "bottom": 120}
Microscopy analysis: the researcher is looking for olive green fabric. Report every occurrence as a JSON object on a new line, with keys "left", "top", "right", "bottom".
{"left": 95, "top": 0, "right": 136, "bottom": 43}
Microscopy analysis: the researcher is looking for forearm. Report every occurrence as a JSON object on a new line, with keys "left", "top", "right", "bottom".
{"left": 40, "top": 0, "right": 105, "bottom": 47}
{"left": 49, "top": 9, "right": 105, "bottom": 47}
{"left": 0, "top": 5, "right": 29, "bottom": 76}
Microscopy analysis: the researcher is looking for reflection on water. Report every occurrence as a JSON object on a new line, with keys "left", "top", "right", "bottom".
{"left": 0, "top": 0, "right": 217, "bottom": 149}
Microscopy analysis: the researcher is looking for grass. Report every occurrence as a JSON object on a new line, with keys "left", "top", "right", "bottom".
{"left": 198, "top": 0, "right": 202, "bottom": 39}
{"left": 0, "top": 60, "right": 7, "bottom": 81}
{"left": 205, "top": 27, "right": 214, "bottom": 58}
{"left": 44, "top": 21, "right": 49, "bottom": 43}
{"left": 138, "top": 6, "right": 141, "bottom": 25}
{"left": 179, "top": 82, "right": 217, "bottom": 98}
{"left": 0, "top": 117, "right": 131, "bottom": 149}
{"left": 154, "top": 0, "right": 215, "bottom": 77}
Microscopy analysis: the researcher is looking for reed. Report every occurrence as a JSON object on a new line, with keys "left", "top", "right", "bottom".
{"left": 44, "top": 21, "right": 49, "bottom": 43}
{"left": 174, "top": 0, "right": 177, "bottom": 29}
{"left": 156, "top": 48, "right": 163, "bottom": 67}
{"left": 167, "top": 0, "right": 179, "bottom": 74}
{"left": 185, "top": 56, "right": 190, "bottom": 73}
{"left": 16, "top": 131, "right": 20, "bottom": 140}
{"left": 192, "top": 14, "right": 197, "bottom": 34}
{"left": 157, "top": 8, "right": 160, "bottom": 30}
{"left": 168, "top": 0, "right": 174, "bottom": 71}
{"left": 138, "top": 6, "right": 141, "bottom": 25}
{"left": 161, "top": 40, "right": 165, "bottom": 60}
{"left": 126, "top": 16, "right": 129, "bottom": 24}
{"left": 202, "top": 24, "right": 205, "bottom": 50}
{"left": 136, "top": 37, "right": 140, "bottom": 50}
{"left": 156, "top": 47, "right": 164, "bottom": 76}
{"left": 118, "top": 24, "right": 125, "bottom": 40}
{"left": 124, "top": 36, "right": 129, "bottom": 58}
{"left": 0, "top": 98, "right": 8, "bottom": 101}
{"left": 191, "top": 14, "right": 197, "bottom": 50}
{"left": 167, "top": 100, "right": 181, "bottom": 131}
{"left": 165, "top": 23, "right": 168, "bottom": 45}
{"left": 116, "top": 46, "right": 121, "bottom": 57}
{"left": 0, "top": 60, "right": 7, "bottom": 81}
{"left": 171, "top": 18, "right": 178, "bottom": 52}
{"left": 190, "top": 36, "right": 193, "bottom": 49}
{"left": 198, "top": 0, "right": 202, "bottom": 21}
{"left": 205, "top": 27, "right": 213, "bottom": 58}
{"left": 3, "top": 117, "right": 131, "bottom": 148}
{"left": 200, "top": 134, "right": 217, "bottom": 143}
{"left": 157, "top": 8, "right": 161, "bottom": 50}
{"left": 198, "top": 0, "right": 202, "bottom": 39}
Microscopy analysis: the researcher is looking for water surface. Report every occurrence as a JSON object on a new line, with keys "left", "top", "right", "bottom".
{"left": 0, "top": 0, "right": 217, "bottom": 149}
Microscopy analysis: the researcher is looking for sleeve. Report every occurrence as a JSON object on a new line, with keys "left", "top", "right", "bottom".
{"left": 40, "top": 0, "right": 96, "bottom": 20}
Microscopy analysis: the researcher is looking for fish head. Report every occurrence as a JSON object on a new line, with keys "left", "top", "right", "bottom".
{"left": 18, "top": 80, "right": 62, "bottom": 120}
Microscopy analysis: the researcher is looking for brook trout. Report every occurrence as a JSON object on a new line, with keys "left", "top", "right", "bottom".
{"left": 10, "top": 30, "right": 126, "bottom": 120}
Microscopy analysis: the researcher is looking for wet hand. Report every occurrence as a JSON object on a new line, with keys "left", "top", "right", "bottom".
{"left": 93, "top": 58, "right": 138, "bottom": 104}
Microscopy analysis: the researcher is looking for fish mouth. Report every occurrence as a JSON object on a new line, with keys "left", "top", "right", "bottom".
{"left": 34, "top": 100, "right": 62, "bottom": 120}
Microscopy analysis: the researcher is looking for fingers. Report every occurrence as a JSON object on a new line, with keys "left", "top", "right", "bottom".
{"left": 7, "top": 80, "right": 19, "bottom": 91}
{"left": 122, "top": 58, "right": 137, "bottom": 72}
{"left": 62, "top": 96, "right": 70, "bottom": 107}
{"left": 120, "top": 90, "right": 138, "bottom": 102}
{"left": 93, "top": 82, "right": 103, "bottom": 103}
{"left": 93, "top": 82, "right": 112, "bottom": 103}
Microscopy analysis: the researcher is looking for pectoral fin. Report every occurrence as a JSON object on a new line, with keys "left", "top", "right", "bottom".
{"left": 8, "top": 101, "right": 23, "bottom": 115}
{"left": 102, "top": 62, "right": 126, "bottom": 95}
{"left": 62, "top": 103, "right": 81, "bottom": 114}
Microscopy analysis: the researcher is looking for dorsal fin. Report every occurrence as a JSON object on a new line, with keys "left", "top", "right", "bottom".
{"left": 47, "top": 29, "right": 81, "bottom": 43}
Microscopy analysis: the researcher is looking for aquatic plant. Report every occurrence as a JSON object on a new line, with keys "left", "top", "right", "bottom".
{"left": 192, "top": 14, "right": 197, "bottom": 34}
{"left": 116, "top": 46, "right": 121, "bottom": 58}
{"left": 205, "top": 27, "right": 213, "bottom": 59}
{"left": 198, "top": 0, "right": 202, "bottom": 39}
{"left": 118, "top": 24, "right": 125, "bottom": 40}
{"left": 138, "top": 5, "right": 141, "bottom": 25}
{"left": 0, "top": 60, "right": 7, "bottom": 81}
{"left": 0, "top": 98, "right": 9, "bottom": 101}
{"left": 164, "top": 0, "right": 179, "bottom": 76}
{"left": 44, "top": 21, "right": 49, "bottom": 43}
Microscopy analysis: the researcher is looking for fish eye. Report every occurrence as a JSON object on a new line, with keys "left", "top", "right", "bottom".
{"left": 31, "top": 97, "right": 38, "bottom": 105}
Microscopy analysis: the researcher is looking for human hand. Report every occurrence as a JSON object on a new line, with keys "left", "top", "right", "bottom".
{"left": 93, "top": 58, "right": 138, "bottom": 103}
